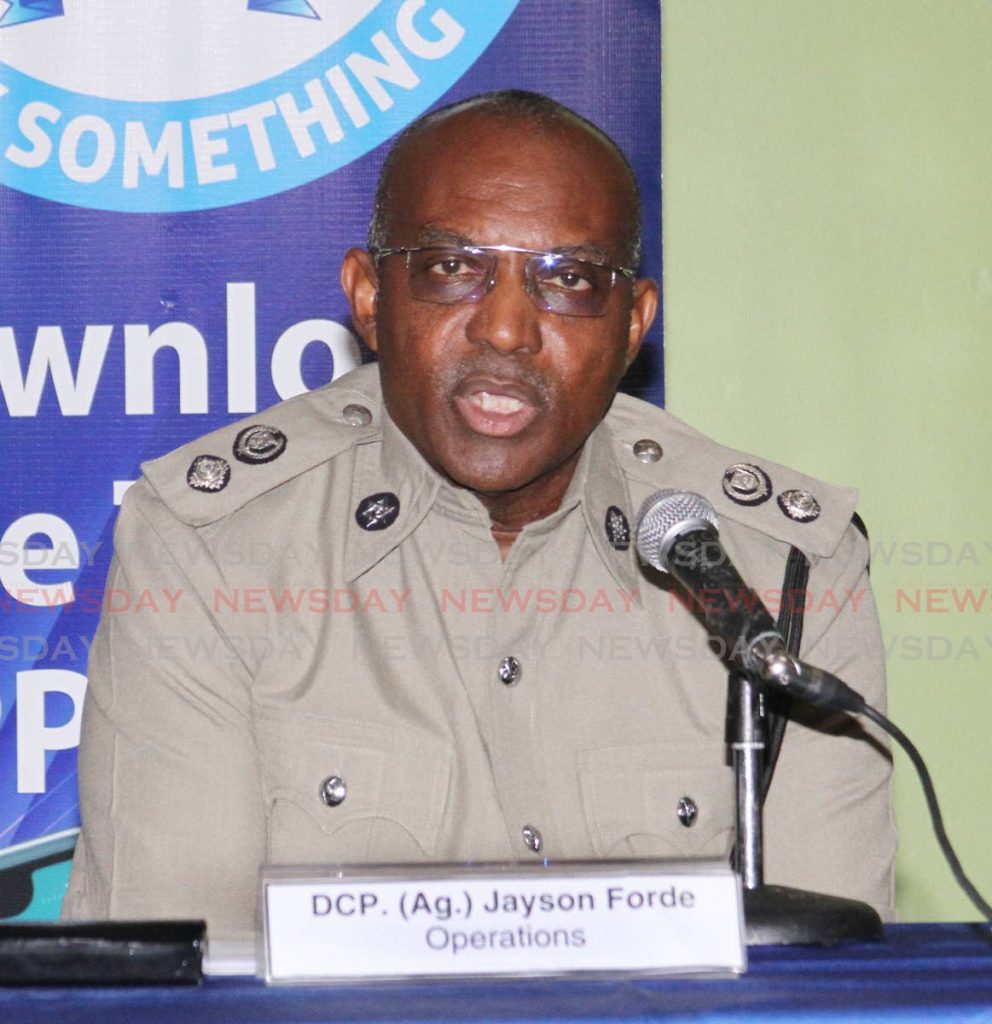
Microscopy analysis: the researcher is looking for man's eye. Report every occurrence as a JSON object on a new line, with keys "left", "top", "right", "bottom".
{"left": 546, "top": 266, "right": 594, "bottom": 292}
{"left": 426, "top": 255, "right": 479, "bottom": 277}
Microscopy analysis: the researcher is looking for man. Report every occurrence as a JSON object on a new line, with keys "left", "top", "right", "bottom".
{"left": 64, "top": 91, "right": 895, "bottom": 935}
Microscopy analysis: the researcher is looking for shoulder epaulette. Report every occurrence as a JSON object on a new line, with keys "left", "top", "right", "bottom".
{"left": 141, "top": 363, "right": 382, "bottom": 527}
{"left": 607, "top": 392, "right": 858, "bottom": 559}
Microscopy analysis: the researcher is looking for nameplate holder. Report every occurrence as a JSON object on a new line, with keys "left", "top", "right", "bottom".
{"left": 261, "top": 860, "right": 745, "bottom": 983}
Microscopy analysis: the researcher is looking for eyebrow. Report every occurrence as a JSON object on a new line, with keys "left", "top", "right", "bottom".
{"left": 412, "top": 225, "right": 617, "bottom": 264}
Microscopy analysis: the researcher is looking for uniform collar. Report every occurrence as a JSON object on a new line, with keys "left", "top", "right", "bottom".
{"left": 343, "top": 405, "right": 642, "bottom": 600}
{"left": 343, "top": 411, "right": 442, "bottom": 583}
{"left": 573, "top": 416, "right": 643, "bottom": 602}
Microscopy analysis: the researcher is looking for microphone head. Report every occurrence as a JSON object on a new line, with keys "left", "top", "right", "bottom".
{"left": 634, "top": 489, "right": 718, "bottom": 573}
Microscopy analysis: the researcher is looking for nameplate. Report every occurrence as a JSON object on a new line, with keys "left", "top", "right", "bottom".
{"left": 261, "top": 860, "right": 745, "bottom": 983}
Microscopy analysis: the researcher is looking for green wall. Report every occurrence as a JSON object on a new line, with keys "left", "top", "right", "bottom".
{"left": 663, "top": 0, "right": 992, "bottom": 921}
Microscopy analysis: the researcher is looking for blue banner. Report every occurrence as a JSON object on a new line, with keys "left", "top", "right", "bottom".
{"left": 0, "top": 0, "right": 661, "bottom": 918}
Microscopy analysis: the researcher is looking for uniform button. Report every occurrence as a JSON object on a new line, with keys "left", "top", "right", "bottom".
{"left": 676, "top": 796, "right": 698, "bottom": 828}
{"left": 342, "top": 403, "right": 373, "bottom": 427}
{"left": 320, "top": 775, "right": 347, "bottom": 807}
{"left": 633, "top": 438, "right": 663, "bottom": 463}
{"left": 497, "top": 656, "right": 522, "bottom": 686}
{"left": 522, "top": 825, "right": 543, "bottom": 853}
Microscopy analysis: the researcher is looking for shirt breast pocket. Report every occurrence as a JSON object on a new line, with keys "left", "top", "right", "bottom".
{"left": 257, "top": 709, "right": 452, "bottom": 865}
{"left": 578, "top": 742, "right": 735, "bottom": 860}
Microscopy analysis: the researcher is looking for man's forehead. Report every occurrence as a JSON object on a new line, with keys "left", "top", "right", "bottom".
{"left": 402, "top": 107, "right": 620, "bottom": 177}
{"left": 382, "top": 111, "right": 632, "bottom": 244}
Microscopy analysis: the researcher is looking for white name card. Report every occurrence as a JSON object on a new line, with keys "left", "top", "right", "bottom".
{"left": 261, "top": 860, "right": 745, "bottom": 983}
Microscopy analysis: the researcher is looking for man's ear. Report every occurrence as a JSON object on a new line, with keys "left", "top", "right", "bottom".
{"left": 340, "top": 248, "right": 380, "bottom": 352}
{"left": 625, "top": 277, "right": 659, "bottom": 369}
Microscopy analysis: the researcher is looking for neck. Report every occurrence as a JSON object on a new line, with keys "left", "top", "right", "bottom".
{"left": 477, "top": 451, "right": 582, "bottom": 560}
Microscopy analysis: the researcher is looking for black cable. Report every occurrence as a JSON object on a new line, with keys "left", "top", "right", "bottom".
{"left": 759, "top": 545, "right": 810, "bottom": 801}
{"left": 860, "top": 702, "right": 992, "bottom": 923}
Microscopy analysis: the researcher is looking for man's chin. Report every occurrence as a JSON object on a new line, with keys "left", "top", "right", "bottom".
{"left": 439, "top": 442, "right": 580, "bottom": 506}
{"left": 445, "top": 464, "right": 538, "bottom": 499}
{"left": 437, "top": 447, "right": 539, "bottom": 497}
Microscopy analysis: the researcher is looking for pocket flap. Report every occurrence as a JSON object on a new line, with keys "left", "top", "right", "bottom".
{"left": 578, "top": 742, "right": 734, "bottom": 859}
{"left": 257, "top": 709, "right": 452, "bottom": 856}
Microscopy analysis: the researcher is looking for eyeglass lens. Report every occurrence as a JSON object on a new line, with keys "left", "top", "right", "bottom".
{"left": 403, "top": 247, "right": 619, "bottom": 317}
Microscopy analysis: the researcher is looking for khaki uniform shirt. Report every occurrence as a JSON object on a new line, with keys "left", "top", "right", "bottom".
{"left": 64, "top": 364, "right": 896, "bottom": 935}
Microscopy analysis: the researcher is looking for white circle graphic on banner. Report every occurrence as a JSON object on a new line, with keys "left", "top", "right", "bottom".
{"left": 0, "top": 0, "right": 520, "bottom": 211}
{"left": 1, "top": 0, "right": 381, "bottom": 101}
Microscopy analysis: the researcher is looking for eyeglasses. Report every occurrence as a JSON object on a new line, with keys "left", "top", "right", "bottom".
{"left": 371, "top": 244, "right": 636, "bottom": 318}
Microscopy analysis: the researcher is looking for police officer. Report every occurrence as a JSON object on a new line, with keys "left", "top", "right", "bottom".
{"left": 64, "top": 91, "right": 895, "bottom": 935}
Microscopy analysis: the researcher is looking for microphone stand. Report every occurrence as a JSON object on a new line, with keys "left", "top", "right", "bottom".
{"left": 634, "top": 491, "right": 988, "bottom": 939}
{"left": 728, "top": 671, "right": 883, "bottom": 945}
{"left": 631, "top": 491, "right": 884, "bottom": 943}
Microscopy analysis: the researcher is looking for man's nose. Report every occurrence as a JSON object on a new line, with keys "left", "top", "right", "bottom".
{"left": 463, "top": 258, "right": 543, "bottom": 355}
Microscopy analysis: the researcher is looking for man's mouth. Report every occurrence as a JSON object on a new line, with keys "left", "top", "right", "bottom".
{"left": 453, "top": 380, "right": 542, "bottom": 438}
{"left": 474, "top": 392, "right": 525, "bottom": 415}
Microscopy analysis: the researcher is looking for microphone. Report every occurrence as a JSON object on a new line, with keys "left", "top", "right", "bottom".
{"left": 634, "top": 489, "right": 865, "bottom": 713}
